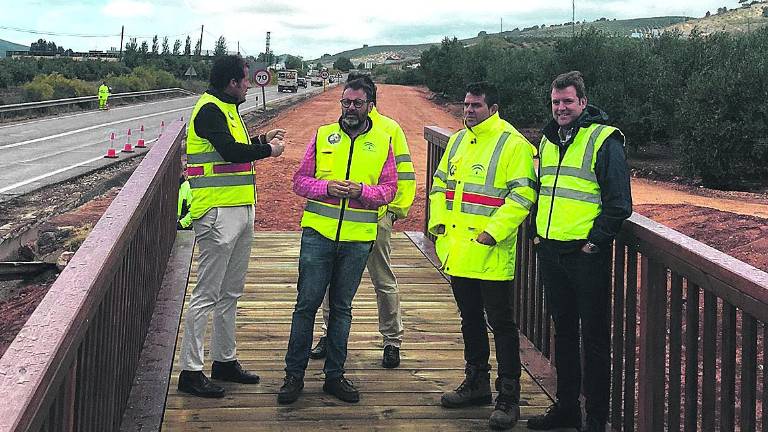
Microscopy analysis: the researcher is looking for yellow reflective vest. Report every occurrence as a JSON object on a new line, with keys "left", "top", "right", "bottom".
{"left": 536, "top": 123, "right": 622, "bottom": 241}
{"left": 186, "top": 92, "right": 256, "bottom": 220}
{"left": 370, "top": 107, "right": 415, "bottom": 219}
{"left": 177, "top": 179, "right": 193, "bottom": 228}
{"left": 300, "top": 122, "right": 393, "bottom": 242}
{"left": 428, "top": 113, "right": 537, "bottom": 281}
{"left": 98, "top": 84, "right": 109, "bottom": 99}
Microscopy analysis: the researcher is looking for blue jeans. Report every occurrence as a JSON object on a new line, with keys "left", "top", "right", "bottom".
{"left": 284, "top": 228, "right": 372, "bottom": 380}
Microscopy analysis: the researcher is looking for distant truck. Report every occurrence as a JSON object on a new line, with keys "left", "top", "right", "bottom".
{"left": 277, "top": 70, "right": 298, "bottom": 92}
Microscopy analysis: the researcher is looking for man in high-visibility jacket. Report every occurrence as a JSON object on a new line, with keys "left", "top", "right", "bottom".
{"left": 278, "top": 78, "right": 397, "bottom": 405}
{"left": 98, "top": 81, "right": 110, "bottom": 110}
{"left": 177, "top": 172, "right": 192, "bottom": 230}
{"left": 309, "top": 73, "right": 415, "bottom": 369}
{"left": 527, "top": 71, "right": 632, "bottom": 432}
{"left": 428, "top": 81, "right": 537, "bottom": 430}
{"left": 177, "top": 55, "right": 287, "bottom": 399}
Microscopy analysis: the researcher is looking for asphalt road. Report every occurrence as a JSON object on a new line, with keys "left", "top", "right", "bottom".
{"left": 0, "top": 82, "right": 330, "bottom": 201}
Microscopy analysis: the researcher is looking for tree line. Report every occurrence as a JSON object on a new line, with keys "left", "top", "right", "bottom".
{"left": 410, "top": 28, "right": 768, "bottom": 190}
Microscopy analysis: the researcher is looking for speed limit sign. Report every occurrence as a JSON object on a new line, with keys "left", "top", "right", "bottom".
{"left": 253, "top": 69, "right": 271, "bottom": 87}
{"left": 321, "top": 71, "right": 329, "bottom": 80}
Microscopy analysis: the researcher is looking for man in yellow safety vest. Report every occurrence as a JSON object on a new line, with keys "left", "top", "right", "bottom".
{"left": 98, "top": 81, "right": 110, "bottom": 110}
{"left": 278, "top": 78, "right": 397, "bottom": 405}
{"left": 176, "top": 55, "right": 287, "bottom": 399}
{"left": 309, "top": 73, "right": 415, "bottom": 369}
{"left": 527, "top": 71, "right": 632, "bottom": 432}
{"left": 428, "top": 81, "right": 537, "bottom": 430}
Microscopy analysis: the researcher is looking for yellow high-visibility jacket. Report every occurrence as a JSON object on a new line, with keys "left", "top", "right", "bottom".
{"left": 370, "top": 107, "right": 415, "bottom": 220}
{"left": 300, "top": 122, "right": 393, "bottom": 242}
{"left": 186, "top": 92, "right": 255, "bottom": 220}
{"left": 428, "top": 113, "right": 537, "bottom": 281}
{"left": 536, "top": 123, "right": 621, "bottom": 241}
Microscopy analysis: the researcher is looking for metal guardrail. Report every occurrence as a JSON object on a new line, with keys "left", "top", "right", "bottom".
{"left": 0, "top": 120, "right": 185, "bottom": 432}
{"left": 0, "top": 88, "right": 195, "bottom": 114}
{"left": 423, "top": 125, "right": 768, "bottom": 432}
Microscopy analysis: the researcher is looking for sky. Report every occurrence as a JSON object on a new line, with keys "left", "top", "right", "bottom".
{"left": 0, "top": 0, "right": 743, "bottom": 59}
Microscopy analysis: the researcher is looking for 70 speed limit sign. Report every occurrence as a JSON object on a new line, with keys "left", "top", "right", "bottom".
{"left": 253, "top": 69, "right": 271, "bottom": 87}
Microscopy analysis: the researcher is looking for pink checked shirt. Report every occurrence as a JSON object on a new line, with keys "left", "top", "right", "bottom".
{"left": 293, "top": 132, "right": 398, "bottom": 209}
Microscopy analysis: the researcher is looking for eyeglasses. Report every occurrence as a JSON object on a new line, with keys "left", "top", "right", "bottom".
{"left": 340, "top": 99, "right": 368, "bottom": 108}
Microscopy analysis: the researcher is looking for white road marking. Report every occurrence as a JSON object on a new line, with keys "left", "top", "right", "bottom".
{"left": 0, "top": 138, "right": 159, "bottom": 194}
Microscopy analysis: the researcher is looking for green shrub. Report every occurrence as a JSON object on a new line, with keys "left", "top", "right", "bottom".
{"left": 23, "top": 80, "right": 54, "bottom": 101}
{"left": 677, "top": 30, "right": 768, "bottom": 189}
{"left": 23, "top": 73, "right": 94, "bottom": 101}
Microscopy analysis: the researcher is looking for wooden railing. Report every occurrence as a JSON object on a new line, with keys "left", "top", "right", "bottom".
{"left": 424, "top": 126, "right": 767, "bottom": 431}
{"left": 0, "top": 121, "right": 186, "bottom": 432}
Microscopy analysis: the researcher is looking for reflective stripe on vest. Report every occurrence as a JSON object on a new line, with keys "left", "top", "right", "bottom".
{"left": 537, "top": 123, "right": 619, "bottom": 240}
{"left": 305, "top": 201, "right": 378, "bottom": 223}
{"left": 442, "top": 131, "right": 532, "bottom": 217}
{"left": 299, "top": 123, "right": 391, "bottom": 242}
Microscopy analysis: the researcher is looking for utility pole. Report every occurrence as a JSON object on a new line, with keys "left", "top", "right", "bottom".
{"left": 500, "top": 18, "right": 503, "bottom": 34}
{"left": 199, "top": 25, "right": 204, "bottom": 56}
{"left": 237, "top": 41, "right": 240, "bottom": 56}
{"left": 119, "top": 25, "right": 124, "bottom": 59}
{"left": 572, "top": 0, "right": 576, "bottom": 37}
{"left": 266, "top": 31, "right": 271, "bottom": 65}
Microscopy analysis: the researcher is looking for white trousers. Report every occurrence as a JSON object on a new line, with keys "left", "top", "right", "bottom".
{"left": 178, "top": 205, "right": 254, "bottom": 371}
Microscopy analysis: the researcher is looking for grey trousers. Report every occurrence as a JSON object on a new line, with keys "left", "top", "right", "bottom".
{"left": 319, "top": 211, "right": 404, "bottom": 347}
{"left": 178, "top": 205, "right": 254, "bottom": 371}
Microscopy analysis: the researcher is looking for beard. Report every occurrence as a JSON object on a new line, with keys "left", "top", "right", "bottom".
{"left": 341, "top": 113, "right": 362, "bottom": 129}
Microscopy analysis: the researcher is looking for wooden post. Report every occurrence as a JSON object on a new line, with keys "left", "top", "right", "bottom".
{"left": 637, "top": 256, "right": 667, "bottom": 432}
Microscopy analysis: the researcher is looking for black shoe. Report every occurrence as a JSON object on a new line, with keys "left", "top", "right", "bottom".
{"left": 323, "top": 375, "right": 360, "bottom": 403}
{"left": 177, "top": 370, "right": 225, "bottom": 398}
{"left": 277, "top": 374, "right": 304, "bottom": 404}
{"left": 527, "top": 402, "right": 582, "bottom": 430}
{"left": 581, "top": 417, "right": 606, "bottom": 432}
{"left": 309, "top": 336, "right": 327, "bottom": 359}
{"left": 382, "top": 345, "right": 400, "bottom": 368}
{"left": 211, "top": 360, "right": 260, "bottom": 384}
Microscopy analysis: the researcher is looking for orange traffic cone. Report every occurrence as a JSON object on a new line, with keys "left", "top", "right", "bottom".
{"left": 122, "top": 128, "right": 134, "bottom": 153}
{"left": 104, "top": 132, "right": 118, "bottom": 158}
{"left": 136, "top": 124, "right": 146, "bottom": 148}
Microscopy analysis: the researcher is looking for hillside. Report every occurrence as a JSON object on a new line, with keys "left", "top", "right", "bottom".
{"left": 313, "top": 16, "right": 690, "bottom": 65}
{"left": 664, "top": 1, "right": 768, "bottom": 35}
{"left": 0, "top": 38, "right": 28, "bottom": 58}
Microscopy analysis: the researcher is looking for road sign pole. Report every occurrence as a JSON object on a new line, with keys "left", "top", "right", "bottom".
{"left": 262, "top": 87, "right": 266, "bottom": 111}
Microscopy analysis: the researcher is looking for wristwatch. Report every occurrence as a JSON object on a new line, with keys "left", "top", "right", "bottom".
{"left": 583, "top": 241, "right": 600, "bottom": 253}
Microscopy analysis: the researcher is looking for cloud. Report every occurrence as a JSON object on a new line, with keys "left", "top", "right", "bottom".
{"left": 102, "top": 0, "right": 154, "bottom": 17}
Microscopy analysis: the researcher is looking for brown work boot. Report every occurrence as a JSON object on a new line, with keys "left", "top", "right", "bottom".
{"left": 440, "top": 365, "right": 492, "bottom": 408}
{"left": 489, "top": 377, "right": 521, "bottom": 430}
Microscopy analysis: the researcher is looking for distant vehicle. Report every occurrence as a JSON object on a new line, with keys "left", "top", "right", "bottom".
{"left": 310, "top": 75, "right": 323, "bottom": 87}
{"left": 297, "top": 77, "right": 307, "bottom": 88}
{"left": 277, "top": 69, "right": 298, "bottom": 92}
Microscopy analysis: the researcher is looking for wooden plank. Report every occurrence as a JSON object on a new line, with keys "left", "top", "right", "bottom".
{"left": 611, "top": 239, "right": 626, "bottom": 428}
{"left": 667, "top": 273, "right": 683, "bottom": 431}
{"left": 720, "top": 303, "right": 737, "bottom": 431}
{"left": 637, "top": 256, "right": 667, "bottom": 432}
{"left": 623, "top": 245, "right": 638, "bottom": 432}
{"left": 162, "top": 231, "right": 554, "bottom": 430}
{"left": 739, "top": 315, "right": 757, "bottom": 432}
{"left": 684, "top": 283, "right": 700, "bottom": 432}
{"left": 701, "top": 291, "right": 717, "bottom": 430}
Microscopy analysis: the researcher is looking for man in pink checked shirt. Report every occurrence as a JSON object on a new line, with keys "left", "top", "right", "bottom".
{"left": 278, "top": 78, "right": 398, "bottom": 405}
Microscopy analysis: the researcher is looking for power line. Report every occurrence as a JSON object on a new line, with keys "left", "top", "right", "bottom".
{"left": 0, "top": 25, "right": 118, "bottom": 38}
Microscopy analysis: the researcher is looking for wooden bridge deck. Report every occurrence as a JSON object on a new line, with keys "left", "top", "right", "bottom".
{"left": 161, "top": 232, "right": 552, "bottom": 431}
